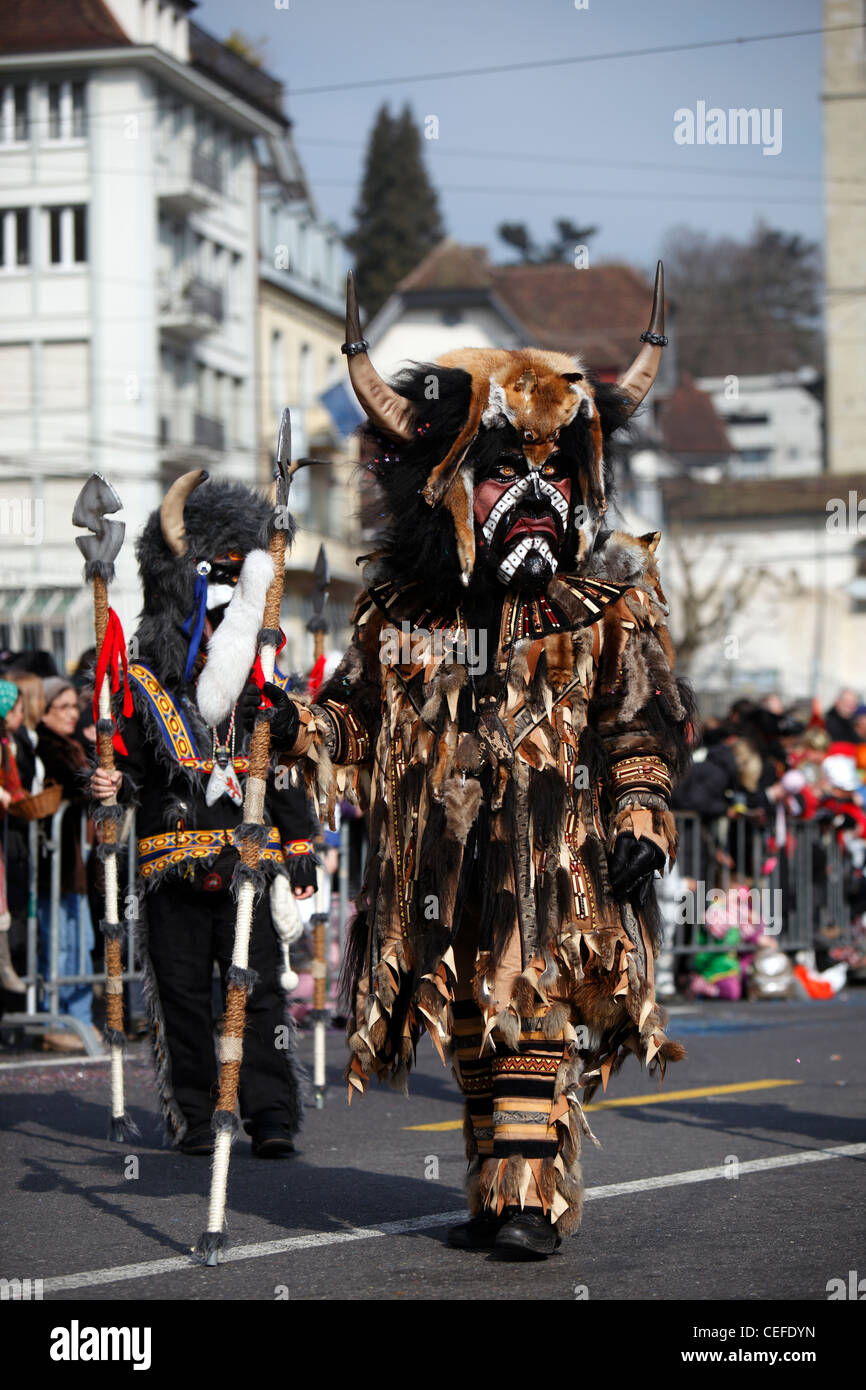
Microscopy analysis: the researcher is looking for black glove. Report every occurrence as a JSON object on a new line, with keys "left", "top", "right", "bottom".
{"left": 288, "top": 854, "right": 317, "bottom": 894}
{"left": 262, "top": 682, "right": 300, "bottom": 748}
{"left": 607, "top": 830, "right": 666, "bottom": 902}
{"left": 237, "top": 680, "right": 264, "bottom": 732}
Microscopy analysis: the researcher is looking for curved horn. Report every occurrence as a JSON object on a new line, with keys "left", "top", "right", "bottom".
{"left": 342, "top": 271, "right": 416, "bottom": 441}
{"left": 160, "top": 469, "right": 208, "bottom": 556}
{"left": 618, "top": 260, "right": 668, "bottom": 416}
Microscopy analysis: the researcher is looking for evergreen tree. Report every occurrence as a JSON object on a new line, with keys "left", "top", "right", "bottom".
{"left": 347, "top": 104, "right": 445, "bottom": 319}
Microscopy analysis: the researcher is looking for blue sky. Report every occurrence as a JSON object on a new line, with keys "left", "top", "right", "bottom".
{"left": 196, "top": 0, "right": 828, "bottom": 278}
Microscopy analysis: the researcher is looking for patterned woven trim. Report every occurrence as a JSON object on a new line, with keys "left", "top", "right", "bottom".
{"left": 608, "top": 754, "right": 672, "bottom": 803}
{"left": 129, "top": 660, "right": 289, "bottom": 772}
{"left": 137, "top": 826, "right": 283, "bottom": 880}
{"left": 283, "top": 838, "right": 313, "bottom": 856}
{"left": 128, "top": 663, "right": 201, "bottom": 765}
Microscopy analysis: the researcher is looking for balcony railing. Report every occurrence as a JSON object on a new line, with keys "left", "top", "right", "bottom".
{"left": 158, "top": 274, "right": 224, "bottom": 339}
{"left": 156, "top": 146, "right": 223, "bottom": 214}
{"left": 158, "top": 407, "right": 227, "bottom": 460}
{"left": 191, "top": 150, "right": 223, "bottom": 195}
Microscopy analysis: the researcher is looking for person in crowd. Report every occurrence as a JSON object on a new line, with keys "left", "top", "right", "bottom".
{"left": 0, "top": 681, "right": 27, "bottom": 994}
{"left": 8, "top": 669, "right": 46, "bottom": 792}
{"left": 851, "top": 705, "right": 866, "bottom": 747}
{"left": 36, "top": 677, "right": 100, "bottom": 1053}
{"left": 825, "top": 688, "right": 860, "bottom": 744}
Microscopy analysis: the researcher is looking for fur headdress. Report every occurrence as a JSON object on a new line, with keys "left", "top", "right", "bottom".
{"left": 342, "top": 264, "right": 667, "bottom": 601}
{"left": 134, "top": 471, "right": 294, "bottom": 690}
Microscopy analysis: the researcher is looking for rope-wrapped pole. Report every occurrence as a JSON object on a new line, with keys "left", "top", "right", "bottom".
{"left": 307, "top": 546, "right": 330, "bottom": 1107}
{"left": 94, "top": 577, "right": 129, "bottom": 1136}
{"left": 196, "top": 415, "right": 292, "bottom": 1266}
{"left": 73, "top": 474, "right": 137, "bottom": 1142}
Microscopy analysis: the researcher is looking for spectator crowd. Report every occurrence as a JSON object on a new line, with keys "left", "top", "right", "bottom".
{"left": 1, "top": 639, "right": 864, "bottom": 1048}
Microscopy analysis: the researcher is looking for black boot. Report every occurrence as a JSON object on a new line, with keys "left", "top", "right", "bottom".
{"left": 494, "top": 1207, "right": 562, "bottom": 1259}
{"left": 447, "top": 1210, "right": 505, "bottom": 1250}
{"left": 250, "top": 1125, "right": 296, "bottom": 1159}
{"left": 178, "top": 1125, "right": 215, "bottom": 1156}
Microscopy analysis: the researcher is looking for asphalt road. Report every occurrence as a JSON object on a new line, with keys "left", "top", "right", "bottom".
{"left": 1, "top": 995, "right": 864, "bottom": 1303}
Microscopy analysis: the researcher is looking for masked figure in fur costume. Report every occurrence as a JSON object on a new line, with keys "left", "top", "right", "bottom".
{"left": 92, "top": 472, "right": 316, "bottom": 1157}
{"left": 266, "top": 265, "right": 694, "bottom": 1255}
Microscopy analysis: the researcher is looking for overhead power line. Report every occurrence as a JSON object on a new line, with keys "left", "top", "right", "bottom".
{"left": 290, "top": 23, "right": 863, "bottom": 96}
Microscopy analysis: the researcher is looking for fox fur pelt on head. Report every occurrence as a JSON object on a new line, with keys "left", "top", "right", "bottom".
{"left": 362, "top": 363, "right": 632, "bottom": 613}
{"left": 134, "top": 480, "right": 291, "bottom": 691}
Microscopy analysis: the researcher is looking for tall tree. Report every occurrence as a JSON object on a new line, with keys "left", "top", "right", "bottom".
{"left": 661, "top": 222, "right": 821, "bottom": 377}
{"left": 346, "top": 104, "right": 445, "bottom": 319}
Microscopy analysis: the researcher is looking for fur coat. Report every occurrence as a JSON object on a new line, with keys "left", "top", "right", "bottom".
{"left": 286, "top": 528, "right": 692, "bottom": 1103}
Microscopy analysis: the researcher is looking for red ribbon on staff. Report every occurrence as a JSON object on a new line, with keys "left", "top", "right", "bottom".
{"left": 307, "top": 653, "right": 326, "bottom": 700}
{"left": 251, "top": 630, "right": 287, "bottom": 708}
{"left": 93, "top": 608, "right": 134, "bottom": 754}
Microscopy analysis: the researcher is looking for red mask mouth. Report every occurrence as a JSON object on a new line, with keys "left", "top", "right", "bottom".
{"left": 503, "top": 515, "right": 559, "bottom": 544}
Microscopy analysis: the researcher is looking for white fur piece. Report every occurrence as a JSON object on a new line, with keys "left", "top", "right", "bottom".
{"left": 481, "top": 378, "right": 512, "bottom": 429}
{"left": 197, "top": 548, "right": 275, "bottom": 726}
{"left": 270, "top": 873, "right": 305, "bottom": 946}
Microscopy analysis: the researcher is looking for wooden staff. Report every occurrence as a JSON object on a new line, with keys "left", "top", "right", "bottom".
{"left": 73, "top": 474, "right": 138, "bottom": 1141}
{"left": 197, "top": 411, "right": 295, "bottom": 1265}
{"left": 307, "top": 545, "right": 330, "bottom": 1107}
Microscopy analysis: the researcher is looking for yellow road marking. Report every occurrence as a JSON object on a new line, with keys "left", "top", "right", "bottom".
{"left": 403, "top": 1078, "right": 801, "bottom": 1130}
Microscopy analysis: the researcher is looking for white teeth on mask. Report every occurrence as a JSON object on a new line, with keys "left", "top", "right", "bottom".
{"left": 496, "top": 536, "right": 558, "bottom": 582}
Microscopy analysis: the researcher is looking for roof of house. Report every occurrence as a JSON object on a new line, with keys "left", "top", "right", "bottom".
{"left": 189, "top": 22, "right": 285, "bottom": 122}
{"left": 660, "top": 473, "right": 866, "bottom": 522}
{"left": 0, "top": 0, "right": 132, "bottom": 52}
{"left": 392, "top": 239, "right": 663, "bottom": 376}
{"left": 656, "top": 375, "right": 732, "bottom": 457}
{"left": 398, "top": 240, "right": 494, "bottom": 293}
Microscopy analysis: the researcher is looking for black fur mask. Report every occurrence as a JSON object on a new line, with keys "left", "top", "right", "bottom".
{"left": 133, "top": 481, "right": 295, "bottom": 690}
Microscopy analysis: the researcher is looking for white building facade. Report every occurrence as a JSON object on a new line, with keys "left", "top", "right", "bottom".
{"left": 696, "top": 370, "right": 823, "bottom": 479}
{"left": 0, "top": 1, "right": 288, "bottom": 664}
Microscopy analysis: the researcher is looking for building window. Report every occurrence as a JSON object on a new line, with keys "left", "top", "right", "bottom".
{"left": 71, "top": 82, "right": 86, "bottom": 138}
{"left": 0, "top": 85, "right": 29, "bottom": 143}
{"left": 73, "top": 205, "right": 86, "bottom": 261}
{"left": 47, "top": 206, "right": 88, "bottom": 266}
{"left": 48, "top": 84, "right": 61, "bottom": 139}
{"left": 21, "top": 622, "right": 42, "bottom": 651}
{"left": 0, "top": 209, "right": 30, "bottom": 268}
{"left": 232, "top": 376, "right": 243, "bottom": 448}
{"left": 271, "top": 329, "right": 284, "bottom": 420}
{"left": 46, "top": 81, "right": 87, "bottom": 141}
{"left": 51, "top": 627, "right": 66, "bottom": 668}
{"left": 299, "top": 342, "right": 313, "bottom": 407}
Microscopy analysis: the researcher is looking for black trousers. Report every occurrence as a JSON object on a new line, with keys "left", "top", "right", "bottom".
{"left": 145, "top": 876, "right": 302, "bottom": 1138}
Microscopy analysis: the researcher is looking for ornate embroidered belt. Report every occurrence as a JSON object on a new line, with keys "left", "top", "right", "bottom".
{"left": 137, "top": 826, "right": 311, "bottom": 880}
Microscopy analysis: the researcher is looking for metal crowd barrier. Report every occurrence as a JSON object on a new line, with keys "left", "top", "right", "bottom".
{"left": 2, "top": 804, "right": 861, "bottom": 1054}
{"left": 1, "top": 800, "right": 142, "bottom": 1056}
{"left": 666, "top": 810, "right": 858, "bottom": 961}
{"left": 1, "top": 807, "right": 356, "bottom": 1053}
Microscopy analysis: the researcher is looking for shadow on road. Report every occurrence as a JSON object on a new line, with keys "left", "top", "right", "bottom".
{"left": 614, "top": 1097, "right": 866, "bottom": 1151}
